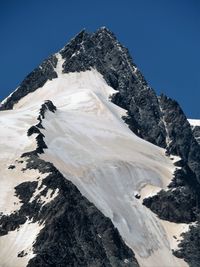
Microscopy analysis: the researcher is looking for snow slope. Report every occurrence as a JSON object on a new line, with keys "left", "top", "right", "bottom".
{"left": 0, "top": 107, "right": 48, "bottom": 266}
{"left": 188, "top": 119, "right": 200, "bottom": 127}
{"left": 0, "top": 108, "right": 38, "bottom": 215}
{"left": 0, "top": 54, "right": 189, "bottom": 267}
{"left": 0, "top": 221, "right": 43, "bottom": 267}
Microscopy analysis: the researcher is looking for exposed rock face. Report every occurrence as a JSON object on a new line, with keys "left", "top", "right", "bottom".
{"left": 143, "top": 96, "right": 200, "bottom": 266}
{"left": 173, "top": 223, "right": 200, "bottom": 267}
{"left": 0, "top": 101, "right": 139, "bottom": 267}
{"left": 159, "top": 95, "right": 200, "bottom": 180}
{"left": 191, "top": 125, "right": 200, "bottom": 145}
{"left": 0, "top": 56, "right": 58, "bottom": 110}
{"left": 144, "top": 96, "right": 200, "bottom": 215}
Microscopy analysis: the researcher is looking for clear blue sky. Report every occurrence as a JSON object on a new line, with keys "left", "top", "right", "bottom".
{"left": 0, "top": 0, "right": 199, "bottom": 118}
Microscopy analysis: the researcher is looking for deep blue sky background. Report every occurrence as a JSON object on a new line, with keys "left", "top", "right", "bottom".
{"left": 0, "top": 0, "right": 199, "bottom": 118}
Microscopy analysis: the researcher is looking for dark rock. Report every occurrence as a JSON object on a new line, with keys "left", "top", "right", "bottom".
{"left": 27, "top": 126, "right": 41, "bottom": 136}
{"left": 0, "top": 212, "right": 27, "bottom": 236}
{"left": 18, "top": 250, "right": 28, "bottom": 257}
{"left": 173, "top": 222, "right": 200, "bottom": 267}
{"left": 143, "top": 95, "right": 200, "bottom": 221}
{"left": 35, "top": 133, "right": 48, "bottom": 154}
{"left": 173, "top": 160, "right": 184, "bottom": 167}
{"left": 159, "top": 95, "right": 200, "bottom": 167}
{"left": 38, "top": 100, "right": 57, "bottom": 120}
{"left": 135, "top": 194, "right": 141, "bottom": 199}
{"left": 8, "top": 165, "right": 15, "bottom": 169}
{"left": 143, "top": 187, "right": 198, "bottom": 223}
{"left": 15, "top": 181, "right": 38, "bottom": 203}
{"left": 0, "top": 56, "right": 58, "bottom": 110}
{"left": 191, "top": 125, "right": 200, "bottom": 145}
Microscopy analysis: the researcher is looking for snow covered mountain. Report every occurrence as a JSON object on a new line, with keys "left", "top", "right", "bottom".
{"left": 0, "top": 27, "right": 200, "bottom": 267}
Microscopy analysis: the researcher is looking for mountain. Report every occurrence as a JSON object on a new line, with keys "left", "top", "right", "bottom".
{"left": 0, "top": 27, "right": 200, "bottom": 267}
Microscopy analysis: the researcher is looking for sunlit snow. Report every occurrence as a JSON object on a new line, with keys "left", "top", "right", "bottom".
{"left": 0, "top": 54, "right": 189, "bottom": 267}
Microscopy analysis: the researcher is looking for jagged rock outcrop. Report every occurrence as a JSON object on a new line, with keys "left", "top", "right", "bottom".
{"left": 159, "top": 95, "right": 200, "bottom": 181}
{"left": 143, "top": 95, "right": 200, "bottom": 219}
{"left": 173, "top": 222, "right": 200, "bottom": 267}
{"left": 0, "top": 56, "right": 57, "bottom": 110}
{"left": 143, "top": 95, "right": 200, "bottom": 266}
{"left": 190, "top": 124, "right": 200, "bottom": 145}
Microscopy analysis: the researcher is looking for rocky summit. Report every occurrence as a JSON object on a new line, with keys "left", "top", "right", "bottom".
{"left": 0, "top": 27, "right": 200, "bottom": 267}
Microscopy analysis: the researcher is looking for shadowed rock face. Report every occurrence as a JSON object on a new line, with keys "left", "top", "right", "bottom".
{"left": 0, "top": 101, "right": 139, "bottom": 267}
{"left": 1, "top": 27, "right": 200, "bottom": 266}
{"left": 143, "top": 94, "right": 200, "bottom": 266}
{"left": 0, "top": 56, "right": 58, "bottom": 110}
{"left": 173, "top": 222, "right": 200, "bottom": 267}
{"left": 191, "top": 125, "right": 200, "bottom": 145}
{"left": 144, "top": 95, "right": 200, "bottom": 219}
{"left": 159, "top": 95, "right": 200, "bottom": 186}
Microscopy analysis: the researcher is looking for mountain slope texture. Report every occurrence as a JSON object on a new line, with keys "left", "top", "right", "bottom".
{"left": 0, "top": 27, "right": 200, "bottom": 267}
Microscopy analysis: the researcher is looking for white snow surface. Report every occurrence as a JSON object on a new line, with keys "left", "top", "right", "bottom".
{"left": 188, "top": 119, "right": 200, "bottom": 127}
{"left": 0, "top": 107, "right": 39, "bottom": 216}
{"left": 0, "top": 220, "right": 43, "bottom": 267}
{"left": 0, "top": 57, "right": 189, "bottom": 267}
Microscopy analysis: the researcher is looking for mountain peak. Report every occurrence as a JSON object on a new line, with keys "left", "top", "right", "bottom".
{"left": 1, "top": 26, "right": 200, "bottom": 267}
{"left": 0, "top": 27, "right": 130, "bottom": 110}
{"left": 95, "top": 26, "right": 117, "bottom": 38}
